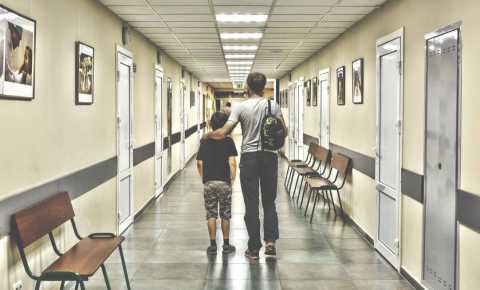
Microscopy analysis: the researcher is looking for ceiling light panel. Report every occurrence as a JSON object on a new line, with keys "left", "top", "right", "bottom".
{"left": 225, "top": 54, "right": 256, "bottom": 59}
{"left": 216, "top": 14, "right": 268, "bottom": 23}
{"left": 223, "top": 45, "right": 258, "bottom": 51}
{"left": 221, "top": 32, "right": 263, "bottom": 40}
{"left": 227, "top": 61, "right": 254, "bottom": 65}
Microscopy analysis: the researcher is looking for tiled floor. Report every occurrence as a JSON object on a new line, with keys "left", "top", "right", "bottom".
{"left": 86, "top": 144, "right": 414, "bottom": 290}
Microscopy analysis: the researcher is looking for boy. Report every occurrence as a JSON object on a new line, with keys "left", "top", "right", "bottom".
{"left": 196, "top": 112, "right": 238, "bottom": 255}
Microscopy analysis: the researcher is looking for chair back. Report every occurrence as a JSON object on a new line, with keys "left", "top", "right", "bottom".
{"left": 11, "top": 192, "right": 75, "bottom": 248}
{"left": 330, "top": 153, "right": 351, "bottom": 185}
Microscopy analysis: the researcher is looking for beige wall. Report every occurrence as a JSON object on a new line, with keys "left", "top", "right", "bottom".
{"left": 280, "top": 0, "right": 480, "bottom": 288}
{"left": 0, "top": 0, "right": 209, "bottom": 289}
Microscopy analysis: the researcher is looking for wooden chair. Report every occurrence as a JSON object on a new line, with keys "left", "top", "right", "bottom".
{"left": 284, "top": 143, "right": 316, "bottom": 191}
{"left": 304, "top": 153, "right": 351, "bottom": 223}
{"left": 10, "top": 192, "right": 131, "bottom": 290}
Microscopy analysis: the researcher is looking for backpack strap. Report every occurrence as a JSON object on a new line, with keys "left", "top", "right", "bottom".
{"left": 267, "top": 99, "right": 272, "bottom": 115}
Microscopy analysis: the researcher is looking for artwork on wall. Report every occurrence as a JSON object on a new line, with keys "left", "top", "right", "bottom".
{"left": 75, "top": 42, "right": 94, "bottom": 105}
{"left": 190, "top": 90, "right": 195, "bottom": 107}
{"left": 0, "top": 5, "right": 36, "bottom": 100}
{"left": 312, "top": 77, "right": 318, "bottom": 107}
{"left": 305, "top": 79, "right": 311, "bottom": 106}
{"left": 336, "top": 66, "right": 346, "bottom": 106}
{"left": 285, "top": 89, "right": 288, "bottom": 107}
{"left": 352, "top": 58, "right": 364, "bottom": 104}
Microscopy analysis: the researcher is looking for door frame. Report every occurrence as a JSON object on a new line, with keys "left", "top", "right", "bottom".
{"left": 116, "top": 45, "right": 135, "bottom": 234}
{"left": 296, "top": 77, "right": 305, "bottom": 160}
{"left": 318, "top": 68, "right": 330, "bottom": 148}
{"left": 374, "top": 27, "right": 404, "bottom": 270}
{"left": 154, "top": 64, "right": 164, "bottom": 198}
{"left": 180, "top": 81, "right": 186, "bottom": 169}
{"left": 422, "top": 21, "right": 462, "bottom": 290}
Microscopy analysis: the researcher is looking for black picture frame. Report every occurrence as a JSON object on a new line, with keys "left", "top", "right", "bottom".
{"left": 190, "top": 90, "right": 195, "bottom": 107}
{"left": 75, "top": 41, "right": 95, "bottom": 105}
{"left": 0, "top": 5, "right": 37, "bottom": 101}
{"left": 352, "top": 58, "right": 364, "bottom": 104}
{"left": 312, "top": 77, "right": 318, "bottom": 107}
{"left": 305, "top": 80, "right": 311, "bottom": 106}
{"left": 336, "top": 66, "right": 346, "bottom": 106}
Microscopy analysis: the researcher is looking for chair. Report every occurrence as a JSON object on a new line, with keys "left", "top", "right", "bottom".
{"left": 10, "top": 192, "right": 131, "bottom": 290}
{"left": 284, "top": 143, "right": 316, "bottom": 191}
{"left": 304, "top": 153, "right": 351, "bottom": 223}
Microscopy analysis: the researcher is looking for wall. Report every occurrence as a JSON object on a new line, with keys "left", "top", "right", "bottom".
{"left": 280, "top": 0, "right": 480, "bottom": 288}
{"left": 0, "top": 0, "right": 208, "bottom": 289}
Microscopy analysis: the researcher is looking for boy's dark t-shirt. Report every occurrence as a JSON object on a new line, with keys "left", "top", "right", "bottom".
{"left": 197, "top": 137, "right": 238, "bottom": 184}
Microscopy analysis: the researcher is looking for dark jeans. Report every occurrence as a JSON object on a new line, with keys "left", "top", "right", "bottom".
{"left": 240, "top": 151, "right": 279, "bottom": 250}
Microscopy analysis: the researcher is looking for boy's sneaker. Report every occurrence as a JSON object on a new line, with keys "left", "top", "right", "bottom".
{"left": 265, "top": 244, "right": 277, "bottom": 256}
{"left": 222, "top": 244, "right": 236, "bottom": 254}
{"left": 244, "top": 249, "right": 260, "bottom": 260}
{"left": 207, "top": 245, "right": 217, "bottom": 255}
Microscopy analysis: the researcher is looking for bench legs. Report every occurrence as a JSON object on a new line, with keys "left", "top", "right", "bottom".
{"left": 101, "top": 264, "right": 112, "bottom": 290}
{"left": 118, "top": 245, "right": 132, "bottom": 290}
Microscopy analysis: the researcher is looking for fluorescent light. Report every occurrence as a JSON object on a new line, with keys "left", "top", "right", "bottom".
{"left": 227, "top": 61, "right": 253, "bottom": 65}
{"left": 224, "top": 45, "right": 258, "bottom": 51}
{"left": 225, "top": 54, "right": 255, "bottom": 59}
{"left": 216, "top": 14, "right": 268, "bottom": 23}
{"left": 221, "top": 32, "right": 263, "bottom": 40}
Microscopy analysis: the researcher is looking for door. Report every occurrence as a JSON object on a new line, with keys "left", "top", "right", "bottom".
{"left": 296, "top": 78, "right": 305, "bottom": 160}
{"left": 197, "top": 86, "right": 202, "bottom": 145}
{"left": 287, "top": 83, "right": 296, "bottom": 159}
{"left": 154, "top": 65, "right": 164, "bottom": 198}
{"left": 374, "top": 29, "right": 404, "bottom": 269}
{"left": 318, "top": 69, "right": 330, "bottom": 148}
{"left": 116, "top": 47, "right": 134, "bottom": 233}
{"left": 166, "top": 78, "right": 173, "bottom": 175}
{"left": 423, "top": 23, "right": 461, "bottom": 290}
{"left": 180, "top": 82, "right": 187, "bottom": 169}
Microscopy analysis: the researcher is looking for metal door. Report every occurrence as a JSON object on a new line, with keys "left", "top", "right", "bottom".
{"left": 319, "top": 69, "right": 330, "bottom": 148}
{"left": 116, "top": 47, "right": 134, "bottom": 233}
{"left": 423, "top": 23, "right": 461, "bottom": 290}
{"left": 154, "top": 66, "right": 164, "bottom": 198}
{"left": 287, "top": 83, "right": 296, "bottom": 159}
{"left": 375, "top": 29, "right": 403, "bottom": 269}
{"left": 296, "top": 78, "right": 305, "bottom": 160}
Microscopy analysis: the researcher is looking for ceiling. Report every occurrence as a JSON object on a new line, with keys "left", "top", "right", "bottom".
{"left": 99, "top": 0, "right": 388, "bottom": 88}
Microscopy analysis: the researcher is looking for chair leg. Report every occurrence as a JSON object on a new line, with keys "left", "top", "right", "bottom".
{"left": 292, "top": 174, "right": 301, "bottom": 199}
{"left": 102, "top": 264, "right": 112, "bottom": 290}
{"left": 310, "top": 191, "right": 319, "bottom": 224}
{"left": 323, "top": 190, "right": 331, "bottom": 211}
{"left": 74, "top": 282, "right": 79, "bottom": 290}
{"left": 296, "top": 176, "right": 305, "bottom": 204}
{"left": 118, "top": 245, "right": 132, "bottom": 290}
{"left": 284, "top": 166, "right": 291, "bottom": 188}
{"left": 304, "top": 188, "right": 313, "bottom": 217}
{"left": 60, "top": 281, "right": 65, "bottom": 290}
{"left": 35, "top": 281, "right": 41, "bottom": 290}
{"left": 79, "top": 281, "right": 86, "bottom": 290}
{"left": 299, "top": 183, "right": 309, "bottom": 208}
{"left": 287, "top": 171, "right": 296, "bottom": 194}
{"left": 336, "top": 189, "right": 345, "bottom": 218}
{"left": 329, "top": 190, "right": 337, "bottom": 216}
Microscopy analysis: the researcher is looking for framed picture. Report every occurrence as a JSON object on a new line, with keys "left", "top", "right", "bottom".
{"left": 0, "top": 5, "right": 36, "bottom": 100}
{"left": 312, "top": 77, "right": 318, "bottom": 107}
{"left": 305, "top": 80, "right": 311, "bottom": 106}
{"left": 190, "top": 90, "right": 195, "bottom": 107}
{"left": 336, "top": 66, "right": 346, "bottom": 105}
{"left": 75, "top": 42, "right": 94, "bottom": 105}
{"left": 352, "top": 58, "right": 364, "bottom": 104}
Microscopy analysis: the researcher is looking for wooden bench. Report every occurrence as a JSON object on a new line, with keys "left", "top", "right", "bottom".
{"left": 10, "top": 192, "right": 131, "bottom": 290}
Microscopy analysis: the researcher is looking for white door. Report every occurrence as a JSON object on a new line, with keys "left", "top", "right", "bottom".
{"left": 374, "top": 29, "right": 403, "bottom": 269}
{"left": 116, "top": 47, "right": 134, "bottom": 233}
{"left": 197, "top": 87, "right": 202, "bottom": 146}
{"left": 154, "top": 65, "right": 164, "bottom": 198}
{"left": 180, "top": 82, "right": 186, "bottom": 169}
{"left": 296, "top": 78, "right": 305, "bottom": 160}
{"left": 287, "top": 83, "right": 296, "bottom": 159}
{"left": 318, "top": 69, "right": 330, "bottom": 148}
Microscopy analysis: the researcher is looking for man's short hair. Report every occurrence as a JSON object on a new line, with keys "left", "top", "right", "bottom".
{"left": 247, "top": 72, "right": 267, "bottom": 96}
{"left": 210, "top": 111, "right": 229, "bottom": 130}
{"left": 226, "top": 102, "right": 232, "bottom": 107}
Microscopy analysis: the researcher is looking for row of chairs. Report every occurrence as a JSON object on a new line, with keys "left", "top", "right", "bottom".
{"left": 284, "top": 143, "right": 351, "bottom": 223}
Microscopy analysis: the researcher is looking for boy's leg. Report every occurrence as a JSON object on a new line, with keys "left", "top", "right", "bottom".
{"left": 219, "top": 181, "right": 235, "bottom": 253}
{"left": 204, "top": 182, "right": 219, "bottom": 254}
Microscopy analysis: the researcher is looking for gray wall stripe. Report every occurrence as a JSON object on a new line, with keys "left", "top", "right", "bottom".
{"left": 457, "top": 189, "right": 480, "bottom": 233}
{"left": 133, "top": 142, "right": 155, "bottom": 166}
{"left": 402, "top": 169, "right": 424, "bottom": 203}
{"left": 303, "top": 133, "right": 319, "bottom": 146}
{"left": 329, "top": 143, "right": 375, "bottom": 179}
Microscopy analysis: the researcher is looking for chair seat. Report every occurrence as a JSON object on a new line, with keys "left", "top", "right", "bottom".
{"left": 294, "top": 167, "right": 316, "bottom": 175}
{"left": 306, "top": 177, "right": 335, "bottom": 189}
{"left": 288, "top": 160, "right": 306, "bottom": 166}
{"left": 43, "top": 236, "right": 124, "bottom": 279}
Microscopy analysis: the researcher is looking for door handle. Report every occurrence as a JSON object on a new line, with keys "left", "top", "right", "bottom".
{"left": 376, "top": 184, "right": 386, "bottom": 192}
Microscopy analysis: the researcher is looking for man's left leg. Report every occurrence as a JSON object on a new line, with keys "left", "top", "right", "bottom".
{"left": 259, "top": 152, "right": 279, "bottom": 255}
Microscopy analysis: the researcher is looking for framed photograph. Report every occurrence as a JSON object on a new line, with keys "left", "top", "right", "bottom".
{"left": 312, "top": 77, "right": 318, "bottom": 107}
{"left": 305, "top": 80, "right": 311, "bottom": 106}
{"left": 352, "top": 58, "right": 364, "bottom": 104}
{"left": 75, "top": 42, "right": 94, "bottom": 105}
{"left": 190, "top": 90, "right": 195, "bottom": 107}
{"left": 0, "top": 5, "right": 36, "bottom": 100}
{"left": 336, "top": 66, "right": 346, "bottom": 105}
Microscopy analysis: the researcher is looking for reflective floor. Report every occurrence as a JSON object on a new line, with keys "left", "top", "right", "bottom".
{"left": 87, "top": 144, "right": 413, "bottom": 290}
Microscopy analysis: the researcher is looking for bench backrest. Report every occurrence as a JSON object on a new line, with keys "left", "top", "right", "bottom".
{"left": 331, "top": 153, "right": 351, "bottom": 177}
{"left": 11, "top": 192, "right": 75, "bottom": 248}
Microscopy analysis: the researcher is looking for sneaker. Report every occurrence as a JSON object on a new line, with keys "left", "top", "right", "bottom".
{"left": 207, "top": 245, "right": 217, "bottom": 255}
{"left": 265, "top": 244, "right": 277, "bottom": 256}
{"left": 244, "top": 249, "right": 260, "bottom": 260}
{"left": 222, "top": 244, "right": 236, "bottom": 254}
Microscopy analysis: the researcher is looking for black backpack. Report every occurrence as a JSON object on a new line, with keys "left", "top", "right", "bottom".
{"left": 260, "top": 100, "right": 286, "bottom": 150}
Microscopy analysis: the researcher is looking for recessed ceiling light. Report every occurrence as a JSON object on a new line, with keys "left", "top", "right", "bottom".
{"left": 224, "top": 45, "right": 258, "bottom": 51}
{"left": 221, "top": 32, "right": 263, "bottom": 40}
{"left": 216, "top": 14, "right": 268, "bottom": 23}
{"left": 227, "top": 61, "right": 253, "bottom": 65}
{"left": 225, "top": 54, "right": 256, "bottom": 59}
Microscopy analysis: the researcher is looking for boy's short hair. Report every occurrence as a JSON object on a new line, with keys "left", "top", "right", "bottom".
{"left": 210, "top": 111, "right": 228, "bottom": 130}
{"left": 247, "top": 72, "right": 267, "bottom": 96}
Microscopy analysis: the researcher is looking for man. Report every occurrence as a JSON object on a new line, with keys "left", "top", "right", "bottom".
{"left": 223, "top": 102, "right": 232, "bottom": 116}
{"left": 205, "top": 72, "right": 287, "bottom": 260}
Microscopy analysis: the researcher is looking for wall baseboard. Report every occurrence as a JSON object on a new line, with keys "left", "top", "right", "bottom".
{"left": 400, "top": 267, "right": 425, "bottom": 290}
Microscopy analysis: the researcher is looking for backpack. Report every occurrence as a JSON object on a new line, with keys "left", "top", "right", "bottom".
{"left": 260, "top": 100, "right": 286, "bottom": 151}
